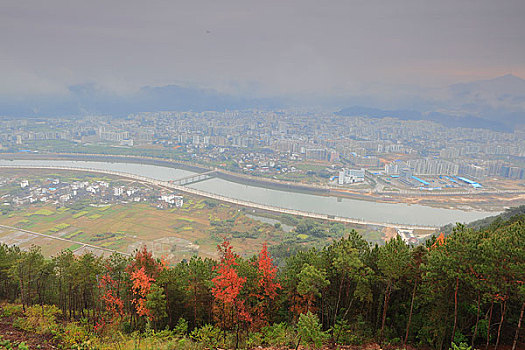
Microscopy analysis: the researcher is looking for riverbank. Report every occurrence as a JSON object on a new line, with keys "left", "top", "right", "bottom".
{"left": 0, "top": 163, "right": 440, "bottom": 229}
{"left": 0, "top": 152, "right": 333, "bottom": 194}
{"left": 1, "top": 152, "right": 517, "bottom": 212}
{"left": 0, "top": 155, "right": 497, "bottom": 226}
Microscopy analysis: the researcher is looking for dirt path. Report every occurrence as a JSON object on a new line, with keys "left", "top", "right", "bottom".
{"left": 0, "top": 317, "right": 57, "bottom": 349}
{"left": 382, "top": 227, "right": 398, "bottom": 242}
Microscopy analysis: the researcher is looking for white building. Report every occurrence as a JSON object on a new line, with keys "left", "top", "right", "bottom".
{"left": 20, "top": 180, "right": 29, "bottom": 188}
{"left": 338, "top": 168, "right": 365, "bottom": 185}
{"left": 86, "top": 186, "right": 98, "bottom": 194}
{"left": 113, "top": 187, "right": 123, "bottom": 196}
{"left": 160, "top": 194, "right": 184, "bottom": 207}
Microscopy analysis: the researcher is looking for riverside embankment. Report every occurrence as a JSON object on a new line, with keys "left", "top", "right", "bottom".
{"left": 0, "top": 163, "right": 436, "bottom": 230}
{"left": 0, "top": 156, "right": 497, "bottom": 227}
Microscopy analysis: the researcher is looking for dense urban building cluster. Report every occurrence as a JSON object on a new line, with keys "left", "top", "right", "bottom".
{"left": 0, "top": 175, "right": 183, "bottom": 211}
{"left": 1, "top": 110, "right": 524, "bottom": 182}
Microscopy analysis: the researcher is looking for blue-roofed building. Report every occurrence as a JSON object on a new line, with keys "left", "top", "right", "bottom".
{"left": 411, "top": 176, "right": 430, "bottom": 186}
{"left": 456, "top": 176, "right": 482, "bottom": 188}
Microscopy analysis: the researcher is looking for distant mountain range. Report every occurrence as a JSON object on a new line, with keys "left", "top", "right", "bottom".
{"left": 1, "top": 74, "right": 524, "bottom": 131}
{"left": 336, "top": 106, "right": 510, "bottom": 131}
{"left": 0, "top": 83, "right": 283, "bottom": 117}
{"left": 337, "top": 74, "right": 525, "bottom": 131}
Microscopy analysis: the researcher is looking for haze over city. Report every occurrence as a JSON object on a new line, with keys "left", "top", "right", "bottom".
{"left": 2, "top": 1, "right": 525, "bottom": 350}
{"left": 1, "top": 0, "right": 524, "bottom": 100}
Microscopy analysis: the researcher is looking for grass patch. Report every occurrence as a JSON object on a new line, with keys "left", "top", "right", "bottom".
{"left": 176, "top": 217, "right": 195, "bottom": 222}
{"left": 97, "top": 205, "right": 111, "bottom": 211}
{"left": 26, "top": 209, "right": 54, "bottom": 216}
{"left": 363, "top": 230, "right": 383, "bottom": 241}
{"left": 72, "top": 211, "right": 88, "bottom": 218}
{"left": 296, "top": 234, "right": 309, "bottom": 240}
{"left": 49, "top": 223, "right": 71, "bottom": 232}
{"left": 67, "top": 243, "right": 82, "bottom": 251}
{"left": 63, "top": 230, "right": 83, "bottom": 239}
{"left": 88, "top": 214, "right": 102, "bottom": 220}
{"left": 39, "top": 216, "right": 59, "bottom": 223}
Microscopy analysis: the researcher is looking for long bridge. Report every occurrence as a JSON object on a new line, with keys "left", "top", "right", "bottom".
{"left": 0, "top": 165, "right": 438, "bottom": 230}
{"left": 170, "top": 170, "right": 217, "bottom": 185}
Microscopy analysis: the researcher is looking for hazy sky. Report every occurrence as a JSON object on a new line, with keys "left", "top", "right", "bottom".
{"left": 1, "top": 0, "right": 524, "bottom": 96}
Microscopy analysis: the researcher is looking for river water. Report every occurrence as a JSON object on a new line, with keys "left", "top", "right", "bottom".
{"left": 0, "top": 159, "right": 495, "bottom": 227}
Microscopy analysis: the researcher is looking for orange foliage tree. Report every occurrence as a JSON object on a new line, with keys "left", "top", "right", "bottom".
{"left": 211, "top": 240, "right": 251, "bottom": 346}
{"left": 130, "top": 266, "right": 154, "bottom": 319}
{"left": 252, "top": 243, "right": 280, "bottom": 328}
{"left": 96, "top": 267, "right": 125, "bottom": 333}
{"left": 126, "top": 246, "right": 165, "bottom": 321}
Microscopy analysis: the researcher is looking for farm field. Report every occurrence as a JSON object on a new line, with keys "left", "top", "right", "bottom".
{"left": 0, "top": 201, "right": 394, "bottom": 261}
{"left": 0, "top": 169, "right": 407, "bottom": 262}
{"left": 0, "top": 199, "right": 289, "bottom": 261}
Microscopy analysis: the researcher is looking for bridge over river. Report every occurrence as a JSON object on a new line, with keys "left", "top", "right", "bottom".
{"left": 169, "top": 170, "right": 217, "bottom": 185}
{"left": 0, "top": 165, "right": 438, "bottom": 230}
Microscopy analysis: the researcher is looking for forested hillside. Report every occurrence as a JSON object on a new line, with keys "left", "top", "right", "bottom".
{"left": 441, "top": 205, "right": 525, "bottom": 234}
{"left": 0, "top": 215, "right": 524, "bottom": 349}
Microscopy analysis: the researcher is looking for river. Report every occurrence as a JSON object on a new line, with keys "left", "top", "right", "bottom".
{"left": 0, "top": 159, "right": 496, "bottom": 227}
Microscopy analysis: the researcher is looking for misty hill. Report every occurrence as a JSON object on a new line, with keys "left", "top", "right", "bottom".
{"left": 337, "top": 74, "right": 525, "bottom": 131}
{"left": 448, "top": 74, "right": 525, "bottom": 111}
{"left": 0, "top": 83, "right": 282, "bottom": 117}
{"left": 446, "top": 74, "right": 525, "bottom": 128}
{"left": 1, "top": 74, "right": 524, "bottom": 129}
{"left": 336, "top": 106, "right": 510, "bottom": 131}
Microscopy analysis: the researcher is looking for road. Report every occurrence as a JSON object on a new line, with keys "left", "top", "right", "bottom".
{"left": 0, "top": 223, "right": 131, "bottom": 256}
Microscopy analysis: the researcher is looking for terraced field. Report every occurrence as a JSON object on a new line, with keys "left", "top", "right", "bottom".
{"left": 0, "top": 199, "right": 286, "bottom": 261}
{"left": 0, "top": 169, "right": 397, "bottom": 262}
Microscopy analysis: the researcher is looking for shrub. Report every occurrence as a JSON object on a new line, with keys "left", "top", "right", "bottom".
{"left": 389, "top": 337, "right": 402, "bottom": 345}
{"left": 262, "top": 322, "right": 294, "bottom": 347}
{"left": 57, "top": 322, "right": 90, "bottom": 347}
{"left": 190, "top": 324, "right": 221, "bottom": 349}
{"left": 453, "top": 330, "right": 468, "bottom": 344}
{"left": 450, "top": 342, "right": 472, "bottom": 350}
{"left": 120, "top": 320, "right": 132, "bottom": 334}
{"left": 0, "top": 303, "right": 24, "bottom": 318}
{"left": 475, "top": 319, "right": 490, "bottom": 343}
{"left": 14, "top": 304, "right": 61, "bottom": 335}
{"left": 331, "top": 319, "right": 362, "bottom": 345}
{"left": 246, "top": 331, "right": 264, "bottom": 348}
{"left": 297, "top": 312, "right": 328, "bottom": 349}
{"left": 0, "top": 336, "right": 12, "bottom": 349}
{"left": 173, "top": 318, "right": 188, "bottom": 337}
{"left": 0, "top": 339, "right": 29, "bottom": 350}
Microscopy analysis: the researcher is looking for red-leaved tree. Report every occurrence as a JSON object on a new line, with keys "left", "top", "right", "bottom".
{"left": 126, "top": 246, "right": 165, "bottom": 321}
{"left": 252, "top": 243, "right": 280, "bottom": 328}
{"left": 99, "top": 270, "right": 125, "bottom": 318}
{"left": 130, "top": 266, "right": 154, "bottom": 319}
{"left": 96, "top": 268, "right": 125, "bottom": 333}
{"left": 211, "top": 239, "right": 250, "bottom": 347}
{"left": 127, "top": 245, "right": 164, "bottom": 279}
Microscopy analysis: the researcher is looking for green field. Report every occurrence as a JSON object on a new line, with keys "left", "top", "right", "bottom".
{"left": 0, "top": 198, "right": 286, "bottom": 261}
{"left": 0, "top": 169, "right": 397, "bottom": 262}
